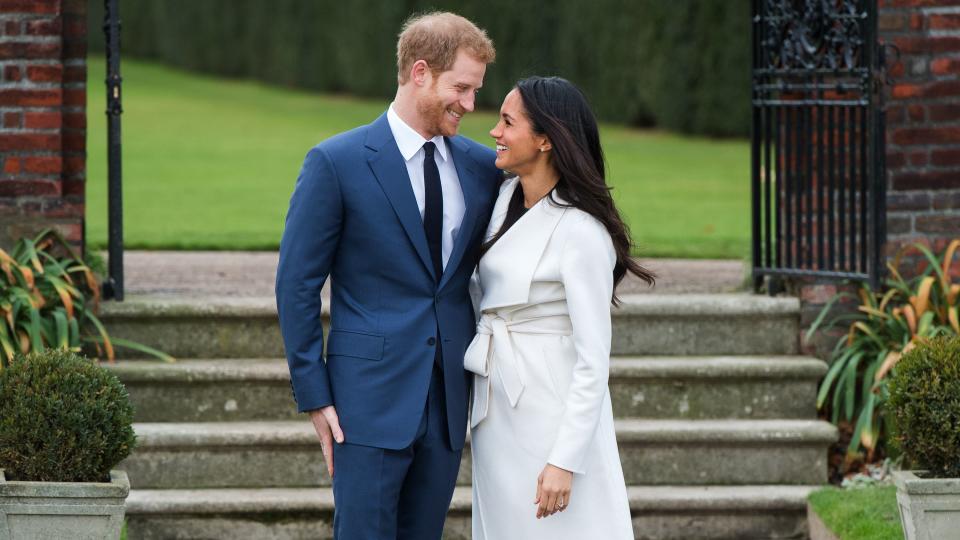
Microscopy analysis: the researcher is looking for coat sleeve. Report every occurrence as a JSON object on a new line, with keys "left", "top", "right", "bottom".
{"left": 547, "top": 214, "right": 616, "bottom": 474}
{"left": 275, "top": 145, "right": 343, "bottom": 413}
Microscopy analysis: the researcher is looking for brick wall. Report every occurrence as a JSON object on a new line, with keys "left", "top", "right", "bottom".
{"left": 0, "top": 0, "right": 85, "bottom": 249}
{"left": 882, "top": 0, "right": 960, "bottom": 258}
{"left": 795, "top": 1, "right": 960, "bottom": 357}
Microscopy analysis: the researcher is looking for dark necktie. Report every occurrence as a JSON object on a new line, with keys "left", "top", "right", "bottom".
{"left": 422, "top": 142, "right": 444, "bottom": 282}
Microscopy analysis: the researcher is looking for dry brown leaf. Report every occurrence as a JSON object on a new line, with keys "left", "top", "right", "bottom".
{"left": 19, "top": 266, "right": 34, "bottom": 289}
{"left": 914, "top": 276, "right": 936, "bottom": 318}
{"left": 941, "top": 239, "right": 959, "bottom": 289}
{"left": 903, "top": 304, "right": 917, "bottom": 335}
{"left": 875, "top": 350, "right": 901, "bottom": 382}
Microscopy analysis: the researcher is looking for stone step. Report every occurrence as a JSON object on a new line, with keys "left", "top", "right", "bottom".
{"left": 101, "top": 293, "right": 800, "bottom": 359}
{"left": 610, "top": 355, "right": 824, "bottom": 419}
{"left": 120, "top": 419, "right": 835, "bottom": 489}
{"left": 124, "top": 484, "right": 817, "bottom": 540}
{"left": 107, "top": 355, "right": 826, "bottom": 423}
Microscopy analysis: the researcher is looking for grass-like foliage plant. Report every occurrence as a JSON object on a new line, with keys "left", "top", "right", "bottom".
{"left": 887, "top": 336, "right": 960, "bottom": 478}
{"left": 0, "top": 229, "right": 170, "bottom": 366}
{"left": 808, "top": 239, "right": 960, "bottom": 459}
{"left": 0, "top": 349, "right": 136, "bottom": 482}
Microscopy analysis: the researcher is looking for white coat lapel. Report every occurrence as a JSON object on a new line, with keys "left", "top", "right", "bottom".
{"left": 480, "top": 178, "right": 567, "bottom": 310}
{"left": 483, "top": 177, "right": 518, "bottom": 243}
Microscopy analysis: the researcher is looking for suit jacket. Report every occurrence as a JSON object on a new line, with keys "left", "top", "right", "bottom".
{"left": 276, "top": 112, "right": 501, "bottom": 451}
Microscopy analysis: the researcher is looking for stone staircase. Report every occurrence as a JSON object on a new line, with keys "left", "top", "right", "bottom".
{"left": 103, "top": 293, "right": 836, "bottom": 540}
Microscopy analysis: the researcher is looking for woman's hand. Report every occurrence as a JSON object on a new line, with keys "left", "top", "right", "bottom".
{"left": 534, "top": 463, "right": 573, "bottom": 518}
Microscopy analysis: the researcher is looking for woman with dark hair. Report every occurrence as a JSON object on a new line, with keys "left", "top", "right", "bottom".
{"left": 464, "top": 76, "right": 651, "bottom": 538}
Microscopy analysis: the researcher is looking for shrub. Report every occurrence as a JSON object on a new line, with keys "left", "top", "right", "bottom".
{"left": 808, "top": 239, "right": 960, "bottom": 458}
{"left": 887, "top": 336, "right": 960, "bottom": 478}
{"left": 0, "top": 349, "right": 136, "bottom": 482}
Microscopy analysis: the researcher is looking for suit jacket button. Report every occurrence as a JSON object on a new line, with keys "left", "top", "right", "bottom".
{"left": 427, "top": 337, "right": 436, "bottom": 346}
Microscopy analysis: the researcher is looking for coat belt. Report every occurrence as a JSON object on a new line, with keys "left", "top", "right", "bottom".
{"left": 464, "top": 312, "right": 572, "bottom": 428}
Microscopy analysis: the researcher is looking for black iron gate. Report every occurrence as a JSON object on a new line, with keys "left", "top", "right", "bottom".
{"left": 751, "top": 0, "right": 887, "bottom": 291}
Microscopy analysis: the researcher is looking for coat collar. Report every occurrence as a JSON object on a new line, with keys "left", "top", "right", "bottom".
{"left": 479, "top": 177, "right": 568, "bottom": 310}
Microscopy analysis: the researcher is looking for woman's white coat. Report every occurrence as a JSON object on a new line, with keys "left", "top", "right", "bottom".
{"left": 467, "top": 177, "right": 634, "bottom": 539}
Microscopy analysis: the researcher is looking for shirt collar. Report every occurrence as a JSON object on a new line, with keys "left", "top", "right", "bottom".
{"left": 387, "top": 103, "right": 449, "bottom": 163}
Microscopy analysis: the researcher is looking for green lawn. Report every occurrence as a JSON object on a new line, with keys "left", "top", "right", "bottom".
{"left": 808, "top": 485, "right": 904, "bottom": 540}
{"left": 86, "top": 59, "right": 750, "bottom": 258}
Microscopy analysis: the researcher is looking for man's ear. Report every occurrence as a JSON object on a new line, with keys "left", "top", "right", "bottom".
{"left": 410, "top": 60, "right": 431, "bottom": 87}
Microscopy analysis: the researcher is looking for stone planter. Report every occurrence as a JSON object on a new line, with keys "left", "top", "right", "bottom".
{"left": 806, "top": 501, "right": 840, "bottom": 540}
{"left": 0, "top": 469, "right": 129, "bottom": 540}
{"left": 894, "top": 470, "right": 960, "bottom": 540}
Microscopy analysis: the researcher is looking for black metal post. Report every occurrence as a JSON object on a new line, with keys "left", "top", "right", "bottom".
{"left": 103, "top": 0, "right": 123, "bottom": 300}
{"left": 751, "top": 0, "right": 762, "bottom": 292}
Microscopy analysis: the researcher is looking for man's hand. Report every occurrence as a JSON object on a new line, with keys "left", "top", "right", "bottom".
{"left": 534, "top": 463, "right": 573, "bottom": 518}
{"left": 308, "top": 405, "right": 344, "bottom": 477}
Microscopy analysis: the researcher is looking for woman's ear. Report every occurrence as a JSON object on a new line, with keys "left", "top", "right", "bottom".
{"left": 538, "top": 136, "right": 552, "bottom": 153}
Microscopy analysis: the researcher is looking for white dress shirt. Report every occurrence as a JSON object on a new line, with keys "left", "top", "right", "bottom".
{"left": 387, "top": 104, "right": 466, "bottom": 271}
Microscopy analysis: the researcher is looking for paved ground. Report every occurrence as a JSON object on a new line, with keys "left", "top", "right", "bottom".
{"left": 116, "top": 251, "right": 748, "bottom": 298}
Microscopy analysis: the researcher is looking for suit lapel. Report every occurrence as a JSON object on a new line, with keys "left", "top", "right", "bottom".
{"left": 439, "top": 137, "right": 482, "bottom": 290}
{"left": 365, "top": 114, "right": 436, "bottom": 280}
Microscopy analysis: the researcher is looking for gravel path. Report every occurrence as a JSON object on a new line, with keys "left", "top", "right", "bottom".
{"left": 115, "top": 251, "right": 748, "bottom": 299}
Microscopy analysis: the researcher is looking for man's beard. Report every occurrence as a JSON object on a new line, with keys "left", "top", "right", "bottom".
{"left": 416, "top": 91, "right": 458, "bottom": 138}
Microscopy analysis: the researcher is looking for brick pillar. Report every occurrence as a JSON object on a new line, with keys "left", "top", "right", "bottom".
{"left": 0, "top": 0, "right": 85, "bottom": 249}
{"left": 882, "top": 0, "right": 960, "bottom": 264}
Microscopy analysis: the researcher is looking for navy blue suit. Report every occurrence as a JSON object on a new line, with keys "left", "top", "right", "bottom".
{"left": 276, "top": 112, "right": 500, "bottom": 539}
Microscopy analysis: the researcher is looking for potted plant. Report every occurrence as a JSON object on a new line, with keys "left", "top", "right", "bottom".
{"left": 888, "top": 336, "right": 960, "bottom": 540}
{"left": 0, "top": 348, "right": 136, "bottom": 538}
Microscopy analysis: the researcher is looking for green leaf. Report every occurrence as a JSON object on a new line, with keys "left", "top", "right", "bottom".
{"left": 918, "top": 310, "right": 936, "bottom": 336}
{"left": 852, "top": 322, "right": 886, "bottom": 350}
{"left": 18, "top": 237, "right": 43, "bottom": 274}
{"left": 848, "top": 392, "right": 876, "bottom": 454}
{"left": 52, "top": 309, "right": 68, "bottom": 349}
{"left": 83, "top": 312, "right": 113, "bottom": 361}
{"left": 93, "top": 337, "right": 176, "bottom": 363}
{"left": 842, "top": 351, "right": 866, "bottom": 421}
{"left": 0, "top": 322, "right": 16, "bottom": 367}
{"left": 817, "top": 347, "right": 857, "bottom": 408}
{"left": 804, "top": 291, "right": 860, "bottom": 341}
{"left": 862, "top": 351, "right": 884, "bottom": 404}
{"left": 26, "top": 306, "right": 43, "bottom": 352}
{"left": 913, "top": 243, "right": 948, "bottom": 286}
{"left": 67, "top": 316, "right": 80, "bottom": 348}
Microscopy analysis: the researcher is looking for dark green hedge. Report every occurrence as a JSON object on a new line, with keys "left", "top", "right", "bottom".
{"left": 89, "top": 0, "right": 750, "bottom": 136}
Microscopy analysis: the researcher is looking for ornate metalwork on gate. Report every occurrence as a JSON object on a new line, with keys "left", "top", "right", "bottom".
{"left": 751, "top": 0, "right": 887, "bottom": 291}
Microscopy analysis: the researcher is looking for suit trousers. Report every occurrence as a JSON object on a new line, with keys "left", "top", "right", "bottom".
{"left": 331, "top": 361, "right": 461, "bottom": 539}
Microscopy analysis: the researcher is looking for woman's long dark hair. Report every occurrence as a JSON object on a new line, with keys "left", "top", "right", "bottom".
{"left": 483, "top": 76, "right": 654, "bottom": 303}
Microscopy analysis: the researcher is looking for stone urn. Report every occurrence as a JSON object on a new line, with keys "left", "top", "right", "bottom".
{"left": 0, "top": 469, "right": 129, "bottom": 540}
